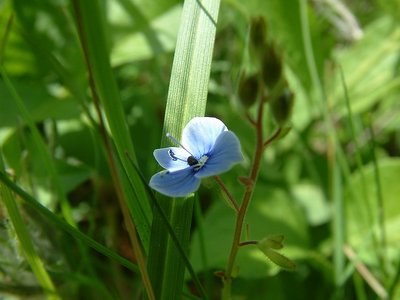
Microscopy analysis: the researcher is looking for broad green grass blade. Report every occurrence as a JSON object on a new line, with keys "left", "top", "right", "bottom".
{"left": 147, "top": 0, "right": 220, "bottom": 299}
{"left": 71, "top": 0, "right": 152, "bottom": 247}
{"left": 0, "top": 156, "right": 60, "bottom": 300}
{"left": 0, "top": 170, "right": 139, "bottom": 273}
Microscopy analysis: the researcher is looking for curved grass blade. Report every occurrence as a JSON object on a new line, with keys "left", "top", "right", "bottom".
{"left": 0, "top": 156, "right": 60, "bottom": 300}
{"left": 0, "top": 171, "right": 138, "bottom": 273}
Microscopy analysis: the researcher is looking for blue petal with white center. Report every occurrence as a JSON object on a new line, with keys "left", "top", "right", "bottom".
{"left": 149, "top": 117, "right": 243, "bottom": 197}
{"left": 154, "top": 147, "right": 189, "bottom": 172}
{"left": 182, "top": 117, "right": 227, "bottom": 158}
{"left": 194, "top": 131, "right": 243, "bottom": 178}
{"left": 149, "top": 168, "right": 200, "bottom": 198}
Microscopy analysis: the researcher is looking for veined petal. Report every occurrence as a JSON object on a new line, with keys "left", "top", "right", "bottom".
{"left": 149, "top": 167, "right": 201, "bottom": 197}
{"left": 182, "top": 117, "right": 227, "bottom": 158}
{"left": 195, "top": 131, "right": 243, "bottom": 178}
{"left": 154, "top": 147, "right": 189, "bottom": 171}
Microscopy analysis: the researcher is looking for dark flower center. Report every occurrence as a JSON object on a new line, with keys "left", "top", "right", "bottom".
{"left": 187, "top": 156, "right": 199, "bottom": 166}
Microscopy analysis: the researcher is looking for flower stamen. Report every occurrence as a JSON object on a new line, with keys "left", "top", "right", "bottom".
{"left": 187, "top": 156, "right": 199, "bottom": 166}
{"left": 166, "top": 133, "right": 195, "bottom": 157}
{"left": 193, "top": 155, "right": 208, "bottom": 171}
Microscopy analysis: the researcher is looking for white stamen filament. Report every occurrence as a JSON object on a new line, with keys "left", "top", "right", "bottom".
{"left": 166, "top": 133, "right": 194, "bottom": 157}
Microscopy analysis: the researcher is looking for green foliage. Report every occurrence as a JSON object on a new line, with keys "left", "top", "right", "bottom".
{"left": 191, "top": 186, "right": 309, "bottom": 278}
{"left": 345, "top": 158, "right": 400, "bottom": 266}
{"left": 0, "top": 0, "right": 399, "bottom": 299}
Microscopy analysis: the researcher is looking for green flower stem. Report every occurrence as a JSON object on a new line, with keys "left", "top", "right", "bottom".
{"left": 213, "top": 176, "right": 239, "bottom": 213}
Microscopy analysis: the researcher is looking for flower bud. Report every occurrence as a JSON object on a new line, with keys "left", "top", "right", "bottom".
{"left": 261, "top": 44, "right": 282, "bottom": 88}
{"left": 238, "top": 73, "right": 259, "bottom": 108}
{"left": 249, "top": 16, "right": 267, "bottom": 54}
{"left": 270, "top": 88, "right": 294, "bottom": 126}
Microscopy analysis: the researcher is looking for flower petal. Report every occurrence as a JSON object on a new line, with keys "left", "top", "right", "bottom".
{"left": 195, "top": 131, "right": 243, "bottom": 178}
{"left": 181, "top": 117, "right": 227, "bottom": 158}
{"left": 149, "top": 167, "right": 201, "bottom": 197}
{"left": 154, "top": 147, "right": 189, "bottom": 171}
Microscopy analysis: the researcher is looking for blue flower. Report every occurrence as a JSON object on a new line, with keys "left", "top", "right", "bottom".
{"left": 149, "top": 117, "right": 243, "bottom": 197}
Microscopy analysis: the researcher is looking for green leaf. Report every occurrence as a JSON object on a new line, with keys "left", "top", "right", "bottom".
{"left": 292, "top": 182, "right": 331, "bottom": 226}
{"left": 345, "top": 158, "right": 400, "bottom": 266}
{"left": 111, "top": 4, "right": 181, "bottom": 65}
{"left": 257, "top": 248, "right": 296, "bottom": 271}
{"left": 258, "top": 235, "right": 285, "bottom": 250}
{"left": 0, "top": 69, "right": 75, "bottom": 225}
{"left": 0, "top": 81, "right": 79, "bottom": 127}
{"left": 331, "top": 16, "right": 400, "bottom": 116}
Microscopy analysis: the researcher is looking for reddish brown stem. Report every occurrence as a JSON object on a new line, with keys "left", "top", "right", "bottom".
{"left": 239, "top": 240, "right": 258, "bottom": 247}
{"left": 222, "top": 88, "right": 266, "bottom": 300}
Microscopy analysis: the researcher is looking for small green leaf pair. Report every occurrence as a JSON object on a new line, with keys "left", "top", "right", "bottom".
{"left": 257, "top": 235, "right": 296, "bottom": 271}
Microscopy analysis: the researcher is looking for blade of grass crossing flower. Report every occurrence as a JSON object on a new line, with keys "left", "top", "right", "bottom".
{"left": 194, "top": 198, "right": 212, "bottom": 297}
{"left": 0, "top": 171, "right": 139, "bottom": 273}
{"left": 147, "top": 0, "right": 220, "bottom": 299}
{"left": 125, "top": 153, "right": 207, "bottom": 299}
{"left": 0, "top": 156, "right": 60, "bottom": 300}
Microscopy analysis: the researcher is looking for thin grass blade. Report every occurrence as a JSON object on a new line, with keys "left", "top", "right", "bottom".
{"left": 0, "top": 170, "right": 139, "bottom": 273}
{"left": 0, "top": 156, "right": 60, "bottom": 300}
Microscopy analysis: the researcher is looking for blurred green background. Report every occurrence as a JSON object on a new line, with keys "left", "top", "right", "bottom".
{"left": 0, "top": 0, "right": 399, "bottom": 299}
